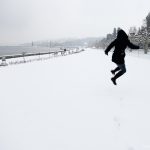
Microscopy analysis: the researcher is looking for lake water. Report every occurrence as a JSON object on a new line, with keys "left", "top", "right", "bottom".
{"left": 0, "top": 46, "right": 61, "bottom": 56}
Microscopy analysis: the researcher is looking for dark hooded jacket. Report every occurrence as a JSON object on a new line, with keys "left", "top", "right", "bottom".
{"left": 105, "top": 30, "right": 139, "bottom": 64}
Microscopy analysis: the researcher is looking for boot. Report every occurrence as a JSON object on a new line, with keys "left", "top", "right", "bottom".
{"left": 111, "top": 77, "right": 117, "bottom": 85}
{"left": 111, "top": 67, "right": 120, "bottom": 75}
{"left": 111, "top": 70, "right": 115, "bottom": 75}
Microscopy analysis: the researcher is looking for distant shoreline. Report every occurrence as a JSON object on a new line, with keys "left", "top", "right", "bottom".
{"left": 0, "top": 46, "right": 61, "bottom": 56}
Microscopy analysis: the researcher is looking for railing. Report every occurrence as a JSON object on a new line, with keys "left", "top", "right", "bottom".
{"left": 0, "top": 48, "right": 84, "bottom": 67}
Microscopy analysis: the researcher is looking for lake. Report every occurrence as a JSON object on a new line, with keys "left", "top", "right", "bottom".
{"left": 0, "top": 46, "right": 61, "bottom": 56}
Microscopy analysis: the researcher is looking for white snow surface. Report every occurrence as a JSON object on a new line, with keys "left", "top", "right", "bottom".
{"left": 0, "top": 49, "right": 150, "bottom": 150}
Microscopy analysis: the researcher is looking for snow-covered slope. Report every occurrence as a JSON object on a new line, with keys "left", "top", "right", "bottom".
{"left": 0, "top": 49, "right": 150, "bottom": 150}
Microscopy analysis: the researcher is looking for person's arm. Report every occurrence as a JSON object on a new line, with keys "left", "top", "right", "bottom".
{"left": 104, "top": 40, "right": 116, "bottom": 55}
{"left": 127, "top": 40, "right": 140, "bottom": 49}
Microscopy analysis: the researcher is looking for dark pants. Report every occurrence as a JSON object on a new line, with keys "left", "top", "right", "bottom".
{"left": 113, "top": 64, "right": 126, "bottom": 80}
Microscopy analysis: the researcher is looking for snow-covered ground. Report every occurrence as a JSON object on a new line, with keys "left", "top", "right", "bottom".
{"left": 0, "top": 49, "right": 150, "bottom": 150}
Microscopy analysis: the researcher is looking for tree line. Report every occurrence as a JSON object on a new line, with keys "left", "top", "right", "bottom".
{"left": 93, "top": 12, "right": 150, "bottom": 54}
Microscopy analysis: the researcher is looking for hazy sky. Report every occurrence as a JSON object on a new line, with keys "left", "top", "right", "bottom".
{"left": 0, "top": 0, "right": 150, "bottom": 44}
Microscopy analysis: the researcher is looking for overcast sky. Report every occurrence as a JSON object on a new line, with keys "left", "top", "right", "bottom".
{"left": 0, "top": 0, "right": 150, "bottom": 45}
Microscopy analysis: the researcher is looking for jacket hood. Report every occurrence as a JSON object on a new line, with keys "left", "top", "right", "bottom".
{"left": 117, "top": 29, "right": 128, "bottom": 40}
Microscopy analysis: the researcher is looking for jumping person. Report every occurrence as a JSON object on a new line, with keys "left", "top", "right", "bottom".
{"left": 105, "top": 29, "right": 139, "bottom": 85}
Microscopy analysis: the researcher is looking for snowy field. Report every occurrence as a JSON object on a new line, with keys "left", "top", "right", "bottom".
{"left": 0, "top": 49, "right": 150, "bottom": 150}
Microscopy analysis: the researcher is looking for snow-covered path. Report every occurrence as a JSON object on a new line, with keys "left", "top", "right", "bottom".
{"left": 0, "top": 49, "right": 150, "bottom": 150}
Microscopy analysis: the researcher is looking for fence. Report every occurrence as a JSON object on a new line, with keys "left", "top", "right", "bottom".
{"left": 0, "top": 48, "right": 85, "bottom": 67}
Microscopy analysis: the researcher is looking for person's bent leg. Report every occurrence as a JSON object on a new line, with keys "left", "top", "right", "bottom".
{"left": 111, "top": 67, "right": 120, "bottom": 75}
{"left": 111, "top": 64, "right": 126, "bottom": 85}
{"left": 114, "top": 67, "right": 120, "bottom": 72}
{"left": 114, "top": 64, "right": 126, "bottom": 80}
